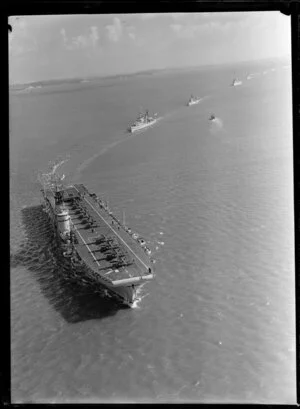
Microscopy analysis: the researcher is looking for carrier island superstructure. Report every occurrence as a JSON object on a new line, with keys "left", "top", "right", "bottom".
{"left": 41, "top": 174, "right": 155, "bottom": 306}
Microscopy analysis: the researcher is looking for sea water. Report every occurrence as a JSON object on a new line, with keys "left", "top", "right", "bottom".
{"left": 10, "top": 59, "right": 295, "bottom": 403}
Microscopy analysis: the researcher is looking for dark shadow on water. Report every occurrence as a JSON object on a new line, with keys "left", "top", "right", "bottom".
{"left": 11, "top": 205, "right": 128, "bottom": 323}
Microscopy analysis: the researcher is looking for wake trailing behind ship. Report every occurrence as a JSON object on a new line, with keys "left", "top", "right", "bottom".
{"left": 187, "top": 94, "right": 202, "bottom": 106}
{"left": 128, "top": 109, "right": 158, "bottom": 133}
{"left": 39, "top": 163, "right": 155, "bottom": 307}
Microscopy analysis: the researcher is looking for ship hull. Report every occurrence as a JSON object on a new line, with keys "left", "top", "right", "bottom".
{"left": 106, "top": 285, "right": 137, "bottom": 306}
{"left": 129, "top": 119, "right": 157, "bottom": 133}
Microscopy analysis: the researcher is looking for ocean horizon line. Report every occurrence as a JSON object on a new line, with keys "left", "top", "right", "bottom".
{"left": 9, "top": 54, "right": 290, "bottom": 89}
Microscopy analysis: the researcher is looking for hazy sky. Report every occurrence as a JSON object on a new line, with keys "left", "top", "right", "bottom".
{"left": 9, "top": 11, "right": 291, "bottom": 84}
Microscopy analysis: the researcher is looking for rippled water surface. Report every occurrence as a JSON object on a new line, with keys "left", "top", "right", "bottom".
{"left": 10, "top": 61, "right": 295, "bottom": 403}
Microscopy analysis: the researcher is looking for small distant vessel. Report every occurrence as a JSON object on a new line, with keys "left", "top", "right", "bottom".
{"left": 128, "top": 110, "right": 158, "bottom": 133}
{"left": 22, "top": 85, "right": 42, "bottom": 93}
{"left": 187, "top": 95, "right": 202, "bottom": 106}
{"left": 231, "top": 78, "right": 242, "bottom": 87}
{"left": 209, "top": 114, "right": 216, "bottom": 121}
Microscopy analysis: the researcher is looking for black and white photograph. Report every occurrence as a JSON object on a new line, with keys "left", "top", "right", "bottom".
{"left": 9, "top": 9, "right": 295, "bottom": 404}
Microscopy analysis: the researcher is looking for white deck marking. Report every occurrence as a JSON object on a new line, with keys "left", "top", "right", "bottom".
{"left": 73, "top": 186, "right": 149, "bottom": 271}
{"left": 70, "top": 219, "right": 101, "bottom": 268}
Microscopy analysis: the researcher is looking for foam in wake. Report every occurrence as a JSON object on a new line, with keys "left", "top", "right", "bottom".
{"left": 131, "top": 284, "right": 149, "bottom": 309}
{"left": 38, "top": 155, "right": 70, "bottom": 187}
{"left": 209, "top": 117, "right": 224, "bottom": 134}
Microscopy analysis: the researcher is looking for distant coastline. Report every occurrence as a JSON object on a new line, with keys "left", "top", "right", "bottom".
{"left": 9, "top": 55, "right": 290, "bottom": 91}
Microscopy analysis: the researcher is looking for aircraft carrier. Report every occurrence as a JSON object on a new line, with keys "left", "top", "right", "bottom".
{"left": 41, "top": 174, "right": 155, "bottom": 306}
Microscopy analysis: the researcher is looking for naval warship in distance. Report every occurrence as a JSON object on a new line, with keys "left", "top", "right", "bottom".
{"left": 40, "top": 165, "right": 155, "bottom": 306}
{"left": 128, "top": 109, "right": 158, "bottom": 133}
{"left": 231, "top": 78, "right": 242, "bottom": 87}
{"left": 187, "top": 94, "right": 202, "bottom": 106}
